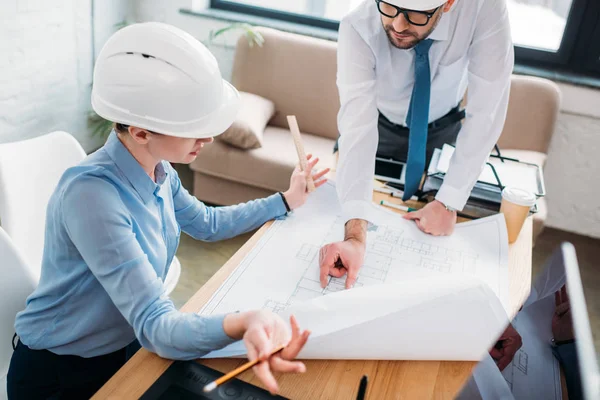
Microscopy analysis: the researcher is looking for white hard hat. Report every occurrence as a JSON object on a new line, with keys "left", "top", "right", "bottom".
{"left": 91, "top": 22, "right": 240, "bottom": 139}
{"left": 385, "top": 0, "right": 448, "bottom": 11}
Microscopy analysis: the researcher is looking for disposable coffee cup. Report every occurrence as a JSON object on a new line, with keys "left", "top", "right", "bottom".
{"left": 500, "top": 187, "right": 536, "bottom": 244}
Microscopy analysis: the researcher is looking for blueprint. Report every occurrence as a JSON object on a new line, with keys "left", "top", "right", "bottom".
{"left": 199, "top": 182, "right": 510, "bottom": 360}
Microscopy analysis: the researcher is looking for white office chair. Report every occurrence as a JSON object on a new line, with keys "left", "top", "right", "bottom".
{"left": 0, "top": 132, "right": 181, "bottom": 294}
{"left": 0, "top": 227, "right": 36, "bottom": 400}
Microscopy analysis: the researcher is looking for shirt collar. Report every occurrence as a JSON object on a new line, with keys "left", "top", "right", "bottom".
{"left": 427, "top": 11, "right": 450, "bottom": 41}
{"left": 104, "top": 131, "right": 168, "bottom": 204}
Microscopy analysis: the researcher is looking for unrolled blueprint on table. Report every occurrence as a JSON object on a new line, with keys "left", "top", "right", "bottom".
{"left": 199, "top": 182, "right": 510, "bottom": 360}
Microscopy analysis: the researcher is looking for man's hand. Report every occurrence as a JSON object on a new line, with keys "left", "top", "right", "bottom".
{"left": 319, "top": 219, "right": 367, "bottom": 289}
{"left": 403, "top": 200, "right": 456, "bottom": 236}
{"left": 490, "top": 323, "right": 523, "bottom": 371}
{"left": 552, "top": 285, "right": 574, "bottom": 342}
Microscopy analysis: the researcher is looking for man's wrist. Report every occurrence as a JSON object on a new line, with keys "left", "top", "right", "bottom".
{"left": 344, "top": 219, "right": 368, "bottom": 244}
{"left": 436, "top": 199, "right": 457, "bottom": 213}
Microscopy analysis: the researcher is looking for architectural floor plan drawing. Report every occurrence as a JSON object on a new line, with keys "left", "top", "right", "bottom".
{"left": 199, "top": 182, "right": 510, "bottom": 319}
{"left": 500, "top": 295, "right": 562, "bottom": 399}
{"left": 503, "top": 348, "right": 529, "bottom": 391}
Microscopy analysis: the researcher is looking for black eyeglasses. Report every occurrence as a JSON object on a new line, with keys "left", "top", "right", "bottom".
{"left": 375, "top": 0, "right": 441, "bottom": 26}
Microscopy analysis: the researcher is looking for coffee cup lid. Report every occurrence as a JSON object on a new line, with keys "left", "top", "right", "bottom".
{"left": 501, "top": 187, "right": 536, "bottom": 207}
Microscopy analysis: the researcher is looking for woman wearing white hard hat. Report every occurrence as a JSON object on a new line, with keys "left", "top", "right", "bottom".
{"left": 324, "top": 2, "right": 513, "bottom": 279}
{"left": 8, "top": 22, "right": 327, "bottom": 398}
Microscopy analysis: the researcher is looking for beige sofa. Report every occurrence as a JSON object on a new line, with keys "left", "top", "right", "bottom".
{"left": 189, "top": 27, "right": 560, "bottom": 240}
{"left": 189, "top": 28, "right": 339, "bottom": 205}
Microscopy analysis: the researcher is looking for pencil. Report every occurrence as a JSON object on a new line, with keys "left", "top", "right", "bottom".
{"left": 203, "top": 344, "right": 286, "bottom": 393}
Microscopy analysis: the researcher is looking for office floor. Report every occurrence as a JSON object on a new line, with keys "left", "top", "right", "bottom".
{"left": 170, "top": 164, "right": 600, "bottom": 358}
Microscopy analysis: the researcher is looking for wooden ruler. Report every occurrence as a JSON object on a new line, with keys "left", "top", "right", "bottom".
{"left": 287, "top": 115, "right": 316, "bottom": 192}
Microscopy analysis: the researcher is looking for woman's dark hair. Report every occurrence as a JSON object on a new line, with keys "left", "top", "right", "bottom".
{"left": 114, "top": 123, "right": 130, "bottom": 134}
{"left": 114, "top": 123, "right": 162, "bottom": 137}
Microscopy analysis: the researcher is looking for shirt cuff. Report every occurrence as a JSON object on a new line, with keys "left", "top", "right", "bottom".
{"left": 435, "top": 183, "right": 470, "bottom": 211}
{"left": 267, "top": 193, "right": 288, "bottom": 218}
{"left": 342, "top": 200, "right": 375, "bottom": 225}
{"left": 552, "top": 341, "right": 577, "bottom": 365}
{"left": 195, "top": 314, "right": 237, "bottom": 350}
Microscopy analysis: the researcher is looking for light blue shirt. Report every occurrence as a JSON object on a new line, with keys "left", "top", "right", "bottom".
{"left": 15, "top": 132, "right": 287, "bottom": 359}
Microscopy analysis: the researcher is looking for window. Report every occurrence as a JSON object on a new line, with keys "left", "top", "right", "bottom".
{"left": 210, "top": 0, "right": 600, "bottom": 79}
{"left": 218, "top": 0, "right": 361, "bottom": 20}
{"left": 209, "top": 0, "right": 362, "bottom": 29}
{"left": 508, "top": 0, "right": 573, "bottom": 52}
{"left": 581, "top": 2, "right": 600, "bottom": 74}
{"left": 512, "top": 0, "right": 600, "bottom": 78}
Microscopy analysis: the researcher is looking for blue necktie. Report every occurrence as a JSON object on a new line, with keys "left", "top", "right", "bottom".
{"left": 403, "top": 39, "right": 433, "bottom": 201}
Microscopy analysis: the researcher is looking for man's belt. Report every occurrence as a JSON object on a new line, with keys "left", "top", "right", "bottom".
{"left": 381, "top": 104, "right": 466, "bottom": 131}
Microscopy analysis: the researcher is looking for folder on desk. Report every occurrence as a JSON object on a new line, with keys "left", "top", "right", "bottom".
{"left": 423, "top": 144, "right": 546, "bottom": 208}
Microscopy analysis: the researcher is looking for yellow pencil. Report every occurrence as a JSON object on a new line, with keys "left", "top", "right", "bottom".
{"left": 203, "top": 344, "right": 286, "bottom": 393}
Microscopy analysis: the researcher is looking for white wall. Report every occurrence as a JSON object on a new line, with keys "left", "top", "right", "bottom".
{"left": 0, "top": 0, "right": 130, "bottom": 153}
{"left": 130, "top": 0, "right": 240, "bottom": 81}
{"left": 545, "top": 85, "right": 600, "bottom": 238}
{"left": 94, "top": 0, "right": 134, "bottom": 60}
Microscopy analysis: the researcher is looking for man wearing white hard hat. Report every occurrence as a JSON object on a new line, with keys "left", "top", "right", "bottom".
{"left": 8, "top": 22, "right": 328, "bottom": 398}
{"left": 321, "top": 0, "right": 513, "bottom": 288}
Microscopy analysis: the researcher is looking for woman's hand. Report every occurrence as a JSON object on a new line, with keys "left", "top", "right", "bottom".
{"left": 224, "top": 311, "right": 310, "bottom": 394}
{"left": 282, "top": 154, "right": 330, "bottom": 210}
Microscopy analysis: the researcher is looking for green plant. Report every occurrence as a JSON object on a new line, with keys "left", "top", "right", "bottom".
{"left": 88, "top": 110, "right": 114, "bottom": 140}
{"left": 208, "top": 23, "right": 264, "bottom": 47}
{"left": 88, "top": 22, "right": 264, "bottom": 142}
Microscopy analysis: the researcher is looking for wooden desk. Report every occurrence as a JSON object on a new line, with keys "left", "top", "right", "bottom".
{"left": 94, "top": 192, "right": 533, "bottom": 400}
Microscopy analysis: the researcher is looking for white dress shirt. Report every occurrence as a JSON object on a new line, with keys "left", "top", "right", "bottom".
{"left": 336, "top": 0, "right": 514, "bottom": 222}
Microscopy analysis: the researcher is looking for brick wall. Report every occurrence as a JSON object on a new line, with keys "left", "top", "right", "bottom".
{"left": 0, "top": 0, "right": 130, "bottom": 153}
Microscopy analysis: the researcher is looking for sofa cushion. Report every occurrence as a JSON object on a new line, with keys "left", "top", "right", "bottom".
{"left": 217, "top": 92, "right": 275, "bottom": 150}
{"left": 231, "top": 27, "right": 340, "bottom": 141}
{"left": 190, "top": 126, "right": 336, "bottom": 193}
